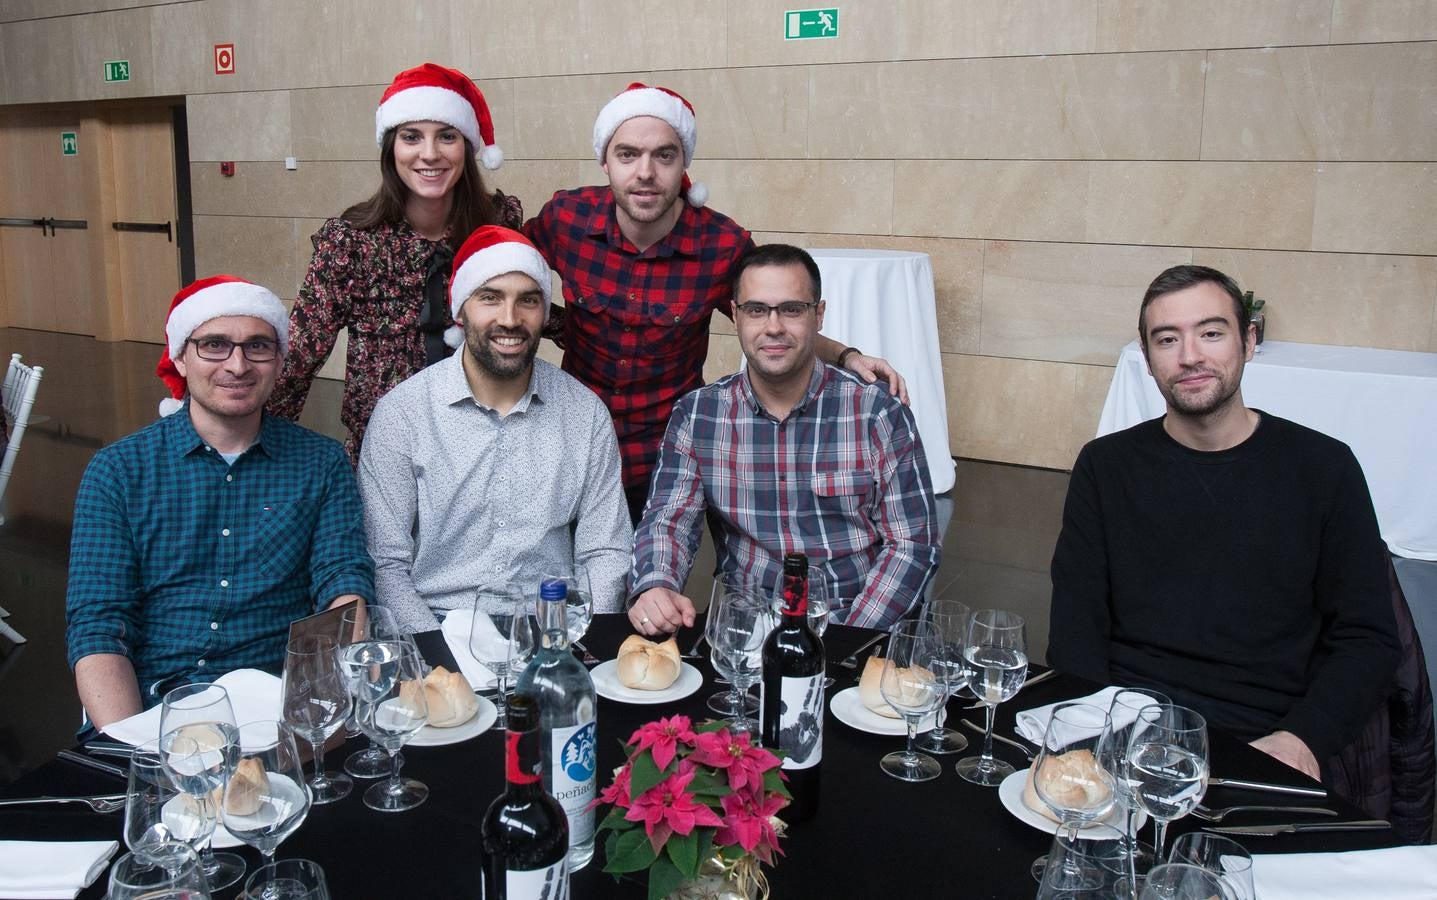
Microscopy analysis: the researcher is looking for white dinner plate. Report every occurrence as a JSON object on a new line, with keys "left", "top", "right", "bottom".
{"left": 591, "top": 660, "right": 703, "bottom": 705}
{"left": 160, "top": 796, "right": 242, "bottom": 848}
{"left": 997, "top": 768, "right": 1146, "bottom": 837}
{"left": 408, "top": 695, "right": 497, "bottom": 747}
{"left": 829, "top": 686, "right": 937, "bottom": 736}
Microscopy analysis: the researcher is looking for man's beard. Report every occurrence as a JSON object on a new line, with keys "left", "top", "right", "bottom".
{"left": 465, "top": 324, "right": 538, "bottom": 380}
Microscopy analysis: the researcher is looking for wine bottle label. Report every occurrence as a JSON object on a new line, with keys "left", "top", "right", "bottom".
{"left": 782, "top": 572, "right": 808, "bottom": 617}
{"left": 551, "top": 721, "right": 596, "bottom": 845}
{"left": 506, "top": 860, "right": 569, "bottom": 900}
{"left": 776, "top": 674, "right": 824, "bottom": 770}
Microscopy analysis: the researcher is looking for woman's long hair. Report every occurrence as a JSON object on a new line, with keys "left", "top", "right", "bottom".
{"left": 342, "top": 128, "right": 499, "bottom": 242}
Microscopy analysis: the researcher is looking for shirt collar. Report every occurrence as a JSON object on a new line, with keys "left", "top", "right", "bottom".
{"left": 163, "top": 401, "right": 274, "bottom": 459}
{"left": 440, "top": 349, "right": 545, "bottom": 414}
{"left": 586, "top": 189, "right": 702, "bottom": 259}
{"left": 739, "top": 357, "right": 828, "bottom": 420}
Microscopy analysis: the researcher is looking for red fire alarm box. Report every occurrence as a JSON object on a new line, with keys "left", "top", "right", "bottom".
{"left": 220, "top": 161, "right": 235, "bottom": 176}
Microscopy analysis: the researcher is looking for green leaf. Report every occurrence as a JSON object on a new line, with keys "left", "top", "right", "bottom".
{"left": 647, "top": 855, "right": 685, "bottom": 900}
{"left": 763, "top": 768, "right": 792, "bottom": 799}
{"left": 629, "top": 749, "right": 665, "bottom": 797}
{"left": 686, "top": 767, "right": 731, "bottom": 799}
{"left": 718, "top": 842, "right": 747, "bottom": 861}
{"left": 599, "top": 804, "right": 630, "bottom": 833}
{"left": 606, "top": 827, "right": 659, "bottom": 874}
{"left": 665, "top": 828, "right": 701, "bottom": 879}
{"left": 693, "top": 719, "right": 728, "bottom": 734}
{"left": 693, "top": 826, "right": 718, "bottom": 864}
{"left": 601, "top": 830, "right": 622, "bottom": 874}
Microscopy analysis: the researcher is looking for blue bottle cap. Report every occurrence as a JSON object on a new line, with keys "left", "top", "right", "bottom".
{"left": 539, "top": 578, "right": 567, "bottom": 601}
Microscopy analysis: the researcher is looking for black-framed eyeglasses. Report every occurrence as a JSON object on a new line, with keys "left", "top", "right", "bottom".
{"left": 735, "top": 300, "right": 819, "bottom": 322}
{"left": 185, "top": 337, "right": 280, "bottom": 362}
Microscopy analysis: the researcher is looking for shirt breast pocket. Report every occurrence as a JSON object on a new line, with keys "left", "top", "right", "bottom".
{"left": 252, "top": 500, "right": 314, "bottom": 578}
{"left": 567, "top": 273, "right": 642, "bottom": 327}
{"left": 810, "top": 470, "right": 874, "bottom": 523}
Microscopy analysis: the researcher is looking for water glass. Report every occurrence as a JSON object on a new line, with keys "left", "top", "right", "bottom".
{"left": 1127, "top": 704, "right": 1209, "bottom": 860}
{"left": 282, "top": 634, "right": 352, "bottom": 804}
{"left": 955, "top": 609, "right": 1028, "bottom": 786}
{"left": 541, "top": 565, "right": 594, "bottom": 645}
{"left": 706, "top": 576, "right": 762, "bottom": 716}
{"left": 1097, "top": 687, "right": 1170, "bottom": 893}
{"left": 917, "top": 593, "right": 971, "bottom": 754}
{"left": 124, "top": 740, "right": 201, "bottom": 874}
{"left": 708, "top": 581, "right": 772, "bottom": 735}
{"left": 107, "top": 845, "right": 211, "bottom": 900}
{"left": 1030, "top": 702, "right": 1117, "bottom": 886}
{"left": 878, "top": 619, "right": 946, "bottom": 781}
{"left": 350, "top": 640, "right": 430, "bottom": 811}
{"left": 1139, "top": 862, "right": 1233, "bottom": 899}
{"left": 225, "top": 721, "right": 311, "bottom": 898}
{"left": 1036, "top": 822, "right": 1126, "bottom": 900}
{"left": 242, "top": 858, "right": 331, "bottom": 900}
{"left": 158, "top": 683, "right": 245, "bottom": 891}
{"left": 337, "top": 604, "right": 413, "bottom": 779}
{"left": 470, "top": 586, "right": 528, "bottom": 728}
{"left": 1169, "top": 832, "right": 1254, "bottom": 900}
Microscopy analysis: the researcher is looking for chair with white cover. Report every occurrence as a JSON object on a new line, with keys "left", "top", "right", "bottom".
{"left": 0, "top": 352, "right": 44, "bottom": 526}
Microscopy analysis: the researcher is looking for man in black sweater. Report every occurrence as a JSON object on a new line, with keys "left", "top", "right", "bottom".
{"left": 1049, "top": 264, "right": 1400, "bottom": 778}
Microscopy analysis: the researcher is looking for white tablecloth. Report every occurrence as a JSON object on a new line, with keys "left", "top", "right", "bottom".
{"left": 1097, "top": 339, "right": 1437, "bottom": 560}
{"left": 810, "top": 249, "right": 955, "bottom": 493}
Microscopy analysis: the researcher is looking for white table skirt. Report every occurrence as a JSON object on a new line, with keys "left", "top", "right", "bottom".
{"left": 810, "top": 249, "right": 956, "bottom": 494}
{"left": 1097, "top": 339, "right": 1437, "bottom": 560}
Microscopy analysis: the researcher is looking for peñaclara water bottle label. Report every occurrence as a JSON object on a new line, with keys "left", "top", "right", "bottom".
{"left": 777, "top": 674, "right": 824, "bottom": 770}
{"left": 551, "top": 721, "right": 596, "bottom": 845}
{"left": 505, "top": 859, "right": 569, "bottom": 900}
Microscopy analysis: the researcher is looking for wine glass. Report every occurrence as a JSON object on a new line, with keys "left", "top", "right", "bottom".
{"left": 708, "top": 581, "right": 773, "bottom": 736}
{"left": 158, "top": 683, "right": 246, "bottom": 890}
{"left": 1169, "top": 832, "right": 1253, "bottom": 900}
{"left": 337, "top": 604, "right": 414, "bottom": 779}
{"left": 282, "top": 634, "right": 352, "bottom": 804}
{"left": 1127, "top": 704, "right": 1209, "bottom": 861}
{"left": 806, "top": 572, "right": 834, "bottom": 688}
{"left": 917, "top": 594, "right": 971, "bottom": 754}
{"left": 107, "top": 844, "right": 211, "bottom": 900}
{"left": 542, "top": 565, "right": 594, "bottom": 646}
{"left": 878, "top": 619, "right": 947, "bottom": 781}
{"left": 124, "top": 740, "right": 202, "bottom": 875}
{"left": 1097, "top": 687, "right": 1171, "bottom": 894}
{"left": 1036, "top": 822, "right": 1126, "bottom": 900}
{"left": 1029, "top": 702, "right": 1117, "bottom": 886}
{"left": 224, "top": 720, "right": 311, "bottom": 899}
{"left": 243, "top": 859, "right": 331, "bottom": 900}
{"left": 470, "top": 586, "right": 527, "bottom": 729}
{"left": 350, "top": 639, "right": 430, "bottom": 811}
{"left": 706, "top": 576, "right": 762, "bottom": 716}
{"left": 1138, "top": 863, "right": 1232, "bottom": 899}
{"left": 955, "top": 609, "right": 1028, "bottom": 786}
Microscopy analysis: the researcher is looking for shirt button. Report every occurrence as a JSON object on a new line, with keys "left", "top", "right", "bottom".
{"left": 619, "top": 360, "right": 628, "bottom": 367}
{"left": 204, "top": 445, "right": 212, "bottom": 452}
{"left": 673, "top": 315, "right": 680, "bottom": 323}
{"left": 220, "top": 579, "right": 229, "bottom": 588}
{"left": 624, "top": 326, "right": 632, "bottom": 333}
{"left": 196, "top": 659, "right": 207, "bottom": 668}
{"left": 225, "top": 474, "right": 233, "bottom": 482}
{"left": 628, "top": 292, "right": 636, "bottom": 300}
{"left": 221, "top": 528, "right": 231, "bottom": 537}
{"left": 210, "top": 622, "right": 219, "bottom": 631}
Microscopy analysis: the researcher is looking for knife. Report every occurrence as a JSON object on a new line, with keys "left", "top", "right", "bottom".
{"left": 837, "top": 633, "right": 886, "bottom": 670}
{"left": 1205, "top": 819, "right": 1390, "bottom": 837}
{"left": 1207, "top": 777, "right": 1328, "bottom": 799}
{"left": 57, "top": 749, "right": 127, "bottom": 779}
{"left": 82, "top": 740, "right": 137, "bottom": 758}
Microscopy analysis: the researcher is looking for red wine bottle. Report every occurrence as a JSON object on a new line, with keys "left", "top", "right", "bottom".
{"left": 481, "top": 694, "right": 571, "bottom": 899}
{"left": 761, "top": 552, "right": 824, "bottom": 822}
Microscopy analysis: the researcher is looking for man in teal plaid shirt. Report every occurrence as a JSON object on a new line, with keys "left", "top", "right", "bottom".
{"left": 66, "top": 277, "right": 372, "bottom": 731}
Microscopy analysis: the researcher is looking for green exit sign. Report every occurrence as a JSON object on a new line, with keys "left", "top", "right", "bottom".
{"left": 60, "top": 132, "right": 78, "bottom": 156}
{"left": 103, "top": 59, "right": 131, "bottom": 82}
{"left": 785, "top": 7, "right": 839, "bottom": 40}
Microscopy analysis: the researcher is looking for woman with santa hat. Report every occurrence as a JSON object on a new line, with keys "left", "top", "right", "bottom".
{"left": 268, "top": 63, "right": 522, "bottom": 461}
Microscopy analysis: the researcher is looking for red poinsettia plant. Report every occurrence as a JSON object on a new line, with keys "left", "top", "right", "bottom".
{"left": 594, "top": 714, "right": 790, "bottom": 899}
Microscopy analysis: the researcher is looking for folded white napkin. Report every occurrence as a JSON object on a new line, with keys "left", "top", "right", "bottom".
{"left": 0, "top": 840, "right": 117, "bottom": 898}
{"left": 1015, "top": 686, "right": 1124, "bottom": 743}
{"left": 1252, "top": 845, "right": 1437, "bottom": 899}
{"left": 102, "top": 668, "right": 282, "bottom": 745}
{"left": 439, "top": 608, "right": 499, "bottom": 691}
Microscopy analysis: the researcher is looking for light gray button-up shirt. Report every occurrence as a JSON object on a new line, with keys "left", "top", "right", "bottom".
{"left": 358, "top": 353, "right": 632, "bottom": 633}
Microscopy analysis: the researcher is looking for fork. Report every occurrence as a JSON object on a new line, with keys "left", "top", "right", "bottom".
{"left": 1189, "top": 803, "right": 1340, "bottom": 823}
{"left": 0, "top": 794, "right": 127, "bottom": 813}
{"left": 571, "top": 640, "right": 600, "bottom": 667}
{"left": 682, "top": 632, "right": 707, "bottom": 660}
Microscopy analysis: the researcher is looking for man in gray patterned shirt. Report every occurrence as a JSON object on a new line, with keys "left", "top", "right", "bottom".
{"left": 358, "top": 227, "right": 631, "bottom": 633}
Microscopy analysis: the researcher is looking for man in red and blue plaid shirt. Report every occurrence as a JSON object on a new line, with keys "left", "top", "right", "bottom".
{"left": 628, "top": 245, "right": 940, "bottom": 633}
{"left": 525, "top": 83, "right": 908, "bottom": 525}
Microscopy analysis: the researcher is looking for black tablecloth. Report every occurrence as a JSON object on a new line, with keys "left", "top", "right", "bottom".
{"left": 0, "top": 614, "right": 1399, "bottom": 898}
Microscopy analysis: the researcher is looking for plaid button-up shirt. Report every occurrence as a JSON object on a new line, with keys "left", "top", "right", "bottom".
{"left": 66, "top": 406, "right": 373, "bottom": 700}
{"left": 631, "top": 360, "right": 941, "bottom": 629}
{"left": 524, "top": 186, "right": 755, "bottom": 490}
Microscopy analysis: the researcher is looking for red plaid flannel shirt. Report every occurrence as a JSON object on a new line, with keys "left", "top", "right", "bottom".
{"left": 524, "top": 187, "right": 755, "bottom": 489}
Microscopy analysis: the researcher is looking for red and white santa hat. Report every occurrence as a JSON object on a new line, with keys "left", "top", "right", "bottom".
{"left": 155, "top": 275, "right": 289, "bottom": 417}
{"left": 592, "top": 82, "right": 707, "bottom": 208}
{"left": 375, "top": 63, "right": 503, "bottom": 170}
{"left": 444, "top": 226, "right": 553, "bottom": 348}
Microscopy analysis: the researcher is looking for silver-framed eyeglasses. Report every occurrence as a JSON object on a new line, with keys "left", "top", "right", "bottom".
{"left": 186, "top": 337, "right": 280, "bottom": 362}
{"left": 734, "top": 300, "right": 819, "bottom": 321}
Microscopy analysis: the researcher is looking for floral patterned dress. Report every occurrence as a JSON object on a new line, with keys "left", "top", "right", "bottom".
{"left": 267, "top": 192, "right": 523, "bottom": 462}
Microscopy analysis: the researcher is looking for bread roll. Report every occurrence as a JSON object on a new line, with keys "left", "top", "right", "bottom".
{"left": 411, "top": 665, "right": 479, "bottom": 728}
{"left": 858, "top": 655, "right": 901, "bottom": 718}
{"left": 1023, "top": 749, "right": 1111, "bottom": 822}
{"left": 226, "top": 757, "right": 270, "bottom": 817}
{"left": 616, "top": 635, "right": 682, "bottom": 690}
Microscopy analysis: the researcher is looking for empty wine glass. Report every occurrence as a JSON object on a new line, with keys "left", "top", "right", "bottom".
{"left": 806, "top": 572, "right": 835, "bottom": 688}
{"left": 243, "top": 859, "right": 331, "bottom": 900}
{"left": 1127, "top": 704, "right": 1209, "bottom": 861}
{"left": 878, "top": 619, "right": 947, "bottom": 782}
{"left": 107, "top": 844, "right": 210, "bottom": 900}
{"left": 1036, "top": 822, "right": 1126, "bottom": 900}
{"left": 159, "top": 683, "right": 245, "bottom": 890}
{"left": 1139, "top": 862, "right": 1232, "bottom": 899}
{"left": 1169, "top": 832, "right": 1253, "bottom": 900}
{"left": 337, "top": 604, "right": 413, "bottom": 779}
{"left": 224, "top": 720, "right": 311, "bottom": 899}
{"left": 955, "top": 609, "right": 1028, "bottom": 786}
{"left": 1029, "top": 702, "right": 1117, "bottom": 886}
{"left": 124, "top": 740, "right": 200, "bottom": 875}
{"left": 542, "top": 565, "right": 594, "bottom": 646}
{"left": 917, "top": 594, "right": 971, "bottom": 754}
{"left": 282, "top": 634, "right": 352, "bottom": 804}
{"left": 708, "top": 581, "right": 773, "bottom": 736}
{"left": 350, "top": 639, "right": 429, "bottom": 811}
{"left": 470, "top": 586, "right": 527, "bottom": 728}
{"left": 1097, "top": 687, "right": 1171, "bottom": 894}
{"left": 706, "top": 576, "right": 762, "bottom": 716}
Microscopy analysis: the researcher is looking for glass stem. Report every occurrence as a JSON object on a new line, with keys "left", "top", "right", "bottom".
{"left": 1125, "top": 806, "right": 1139, "bottom": 897}
{"left": 980, "top": 702, "right": 997, "bottom": 767}
{"left": 1060, "top": 821, "right": 1084, "bottom": 879}
{"left": 728, "top": 681, "right": 744, "bottom": 717}
{"left": 935, "top": 687, "right": 951, "bottom": 732}
{"left": 904, "top": 717, "right": 918, "bottom": 764}
{"left": 495, "top": 671, "right": 508, "bottom": 725}
{"left": 1153, "top": 819, "right": 1169, "bottom": 862}
{"left": 388, "top": 749, "right": 404, "bottom": 795}
{"left": 310, "top": 737, "right": 328, "bottom": 788}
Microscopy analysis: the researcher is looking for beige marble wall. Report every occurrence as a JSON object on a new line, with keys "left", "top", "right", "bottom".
{"left": 3, "top": 0, "right": 1434, "bottom": 471}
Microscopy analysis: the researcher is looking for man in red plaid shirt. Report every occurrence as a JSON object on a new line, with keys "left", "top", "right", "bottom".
{"left": 524, "top": 83, "right": 908, "bottom": 525}
{"left": 628, "top": 244, "right": 940, "bottom": 633}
